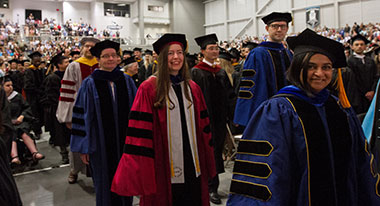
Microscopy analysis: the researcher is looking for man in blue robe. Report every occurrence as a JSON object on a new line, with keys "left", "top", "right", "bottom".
{"left": 234, "top": 12, "right": 293, "bottom": 126}
{"left": 70, "top": 40, "right": 137, "bottom": 206}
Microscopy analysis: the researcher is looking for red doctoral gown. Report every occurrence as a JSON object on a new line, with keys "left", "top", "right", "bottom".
{"left": 111, "top": 76, "right": 216, "bottom": 206}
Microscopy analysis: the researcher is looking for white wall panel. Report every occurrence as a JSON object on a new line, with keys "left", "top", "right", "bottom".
{"left": 205, "top": 24, "right": 225, "bottom": 41}
{"left": 63, "top": 2, "right": 91, "bottom": 24}
{"left": 307, "top": 0, "right": 322, "bottom": 6}
{"left": 228, "top": 0, "right": 252, "bottom": 19}
{"left": 320, "top": 5, "right": 335, "bottom": 29}
{"left": 12, "top": 0, "right": 62, "bottom": 25}
{"left": 293, "top": 0, "right": 306, "bottom": 8}
{"left": 228, "top": 21, "right": 247, "bottom": 40}
{"left": 205, "top": 0, "right": 224, "bottom": 25}
{"left": 362, "top": 0, "right": 380, "bottom": 24}
{"left": 339, "top": 1, "right": 361, "bottom": 27}
{"left": 171, "top": 0, "right": 204, "bottom": 53}
{"left": 261, "top": 0, "right": 290, "bottom": 16}
{"left": 293, "top": 10, "right": 306, "bottom": 34}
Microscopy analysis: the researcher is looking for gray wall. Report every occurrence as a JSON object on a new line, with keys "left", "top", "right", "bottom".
{"left": 170, "top": 0, "right": 205, "bottom": 53}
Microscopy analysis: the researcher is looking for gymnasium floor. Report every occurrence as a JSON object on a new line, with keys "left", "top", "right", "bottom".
{"left": 14, "top": 131, "right": 233, "bottom": 206}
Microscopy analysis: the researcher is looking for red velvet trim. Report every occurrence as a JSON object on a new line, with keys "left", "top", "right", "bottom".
{"left": 61, "top": 80, "right": 75, "bottom": 86}
{"left": 194, "top": 61, "right": 221, "bottom": 74}
{"left": 59, "top": 96, "right": 75, "bottom": 102}
{"left": 60, "top": 88, "right": 76, "bottom": 94}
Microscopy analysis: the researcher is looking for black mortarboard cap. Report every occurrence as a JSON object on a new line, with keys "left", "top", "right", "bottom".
{"left": 123, "top": 50, "right": 133, "bottom": 56}
{"left": 28, "top": 51, "right": 42, "bottom": 59}
{"left": 145, "top": 49, "right": 153, "bottom": 56}
{"left": 19, "top": 60, "right": 29, "bottom": 64}
{"left": 8, "top": 59, "right": 18, "bottom": 64}
{"left": 286, "top": 28, "right": 346, "bottom": 68}
{"left": 229, "top": 48, "right": 241, "bottom": 59}
{"left": 50, "top": 53, "right": 64, "bottom": 67}
{"left": 350, "top": 34, "right": 370, "bottom": 45}
{"left": 242, "top": 42, "right": 258, "bottom": 50}
{"left": 123, "top": 56, "right": 137, "bottom": 65}
{"left": 153, "top": 33, "right": 187, "bottom": 55}
{"left": 80, "top": 37, "right": 100, "bottom": 46}
{"left": 262, "top": 12, "right": 292, "bottom": 25}
{"left": 195, "top": 33, "right": 218, "bottom": 49}
{"left": 70, "top": 51, "right": 80, "bottom": 56}
{"left": 133, "top": 47, "right": 142, "bottom": 52}
{"left": 90, "top": 40, "right": 120, "bottom": 58}
{"left": 219, "top": 51, "right": 233, "bottom": 61}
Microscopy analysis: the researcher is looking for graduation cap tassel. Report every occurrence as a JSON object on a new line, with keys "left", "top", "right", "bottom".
{"left": 335, "top": 68, "right": 351, "bottom": 109}
{"left": 46, "top": 64, "right": 53, "bottom": 76}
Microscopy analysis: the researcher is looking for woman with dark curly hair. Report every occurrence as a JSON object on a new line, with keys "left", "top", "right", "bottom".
{"left": 228, "top": 29, "right": 380, "bottom": 205}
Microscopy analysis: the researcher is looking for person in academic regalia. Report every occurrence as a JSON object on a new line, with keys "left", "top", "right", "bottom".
{"left": 56, "top": 37, "right": 100, "bottom": 184}
{"left": 122, "top": 56, "right": 140, "bottom": 87}
{"left": 234, "top": 12, "right": 293, "bottom": 127}
{"left": 192, "top": 33, "right": 235, "bottom": 205}
{"left": 145, "top": 50, "right": 158, "bottom": 79}
{"left": 70, "top": 50, "right": 81, "bottom": 62}
{"left": 23, "top": 51, "right": 44, "bottom": 139}
{"left": 133, "top": 47, "right": 144, "bottom": 68}
{"left": 122, "top": 50, "right": 133, "bottom": 61}
{"left": 3, "top": 78, "right": 45, "bottom": 164}
{"left": 0, "top": 127, "right": 22, "bottom": 206}
{"left": 40, "top": 54, "right": 70, "bottom": 164}
{"left": 6, "top": 59, "right": 24, "bottom": 93}
{"left": 112, "top": 33, "right": 216, "bottom": 206}
{"left": 0, "top": 81, "right": 14, "bottom": 157}
{"left": 70, "top": 40, "right": 136, "bottom": 206}
{"left": 228, "top": 48, "right": 239, "bottom": 70}
{"left": 228, "top": 28, "right": 380, "bottom": 206}
{"left": 240, "top": 42, "right": 258, "bottom": 66}
{"left": 344, "top": 34, "right": 378, "bottom": 115}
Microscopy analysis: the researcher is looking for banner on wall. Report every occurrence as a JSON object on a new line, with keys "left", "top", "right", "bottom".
{"left": 306, "top": 7, "right": 320, "bottom": 28}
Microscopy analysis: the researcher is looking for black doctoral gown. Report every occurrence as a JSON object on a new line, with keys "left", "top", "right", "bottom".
{"left": 344, "top": 55, "right": 378, "bottom": 114}
{"left": 192, "top": 62, "right": 235, "bottom": 173}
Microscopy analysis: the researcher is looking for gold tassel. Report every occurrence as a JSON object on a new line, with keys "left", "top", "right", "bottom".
{"left": 45, "top": 64, "right": 53, "bottom": 76}
{"left": 335, "top": 68, "right": 351, "bottom": 108}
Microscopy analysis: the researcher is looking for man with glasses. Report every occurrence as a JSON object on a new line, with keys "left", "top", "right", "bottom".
{"left": 70, "top": 40, "right": 136, "bottom": 206}
{"left": 234, "top": 12, "right": 293, "bottom": 127}
{"left": 192, "top": 34, "right": 235, "bottom": 205}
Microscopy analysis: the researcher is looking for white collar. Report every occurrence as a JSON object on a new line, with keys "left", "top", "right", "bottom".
{"left": 353, "top": 52, "right": 365, "bottom": 59}
{"left": 202, "top": 59, "right": 216, "bottom": 67}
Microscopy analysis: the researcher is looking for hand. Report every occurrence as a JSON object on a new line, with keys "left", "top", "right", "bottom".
{"left": 14, "top": 115, "right": 24, "bottom": 125}
{"left": 365, "top": 91, "right": 374, "bottom": 101}
{"left": 66, "top": 122, "right": 72, "bottom": 129}
{"left": 80, "top": 153, "right": 89, "bottom": 165}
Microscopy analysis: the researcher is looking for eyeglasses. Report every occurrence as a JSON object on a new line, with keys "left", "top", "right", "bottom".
{"left": 100, "top": 54, "right": 118, "bottom": 59}
{"left": 269, "top": 24, "right": 288, "bottom": 30}
{"left": 206, "top": 46, "right": 219, "bottom": 51}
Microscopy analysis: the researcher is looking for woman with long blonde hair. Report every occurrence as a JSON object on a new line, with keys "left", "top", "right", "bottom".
{"left": 112, "top": 33, "right": 216, "bottom": 206}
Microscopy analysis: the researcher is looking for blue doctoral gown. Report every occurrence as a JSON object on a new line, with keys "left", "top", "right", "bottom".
{"left": 234, "top": 41, "right": 292, "bottom": 126}
{"left": 228, "top": 86, "right": 380, "bottom": 205}
{"left": 70, "top": 68, "right": 137, "bottom": 206}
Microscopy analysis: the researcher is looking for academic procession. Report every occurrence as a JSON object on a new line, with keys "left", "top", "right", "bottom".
{"left": 2, "top": 0, "right": 380, "bottom": 205}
